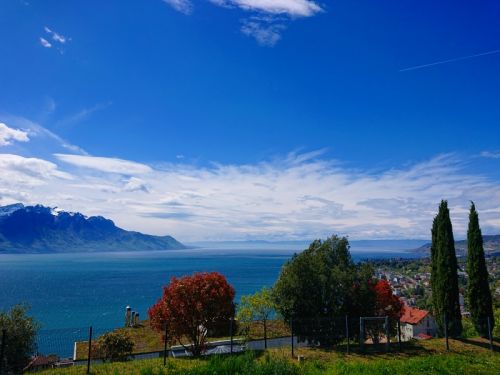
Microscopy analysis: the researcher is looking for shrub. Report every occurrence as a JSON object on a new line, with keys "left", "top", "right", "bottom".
{"left": 0, "top": 304, "right": 39, "bottom": 374}
{"left": 97, "top": 331, "right": 134, "bottom": 362}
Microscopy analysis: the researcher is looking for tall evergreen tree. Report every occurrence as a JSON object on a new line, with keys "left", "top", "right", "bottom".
{"left": 430, "top": 200, "right": 462, "bottom": 337}
{"left": 466, "top": 202, "right": 494, "bottom": 337}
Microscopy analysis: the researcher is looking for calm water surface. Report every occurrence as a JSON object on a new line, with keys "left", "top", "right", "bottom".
{"left": 0, "top": 245, "right": 423, "bottom": 356}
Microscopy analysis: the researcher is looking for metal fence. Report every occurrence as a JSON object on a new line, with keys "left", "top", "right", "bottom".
{"left": 0, "top": 314, "right": 496, "bottom": 374}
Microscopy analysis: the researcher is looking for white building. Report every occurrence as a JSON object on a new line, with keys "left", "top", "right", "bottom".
{"left": 400, "top": 306, "right": 437, "bottom": 341}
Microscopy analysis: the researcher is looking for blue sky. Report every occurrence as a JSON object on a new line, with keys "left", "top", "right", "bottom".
{"left": 0, "top": 1, "right": 499, "bottom": 241}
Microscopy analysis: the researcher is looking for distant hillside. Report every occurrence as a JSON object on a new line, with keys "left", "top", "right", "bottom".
{"left": 414, "top": 235, "right": 500, "bottom": 257}
{"left": 0, "top": 203, "right": 185, "bottom": 253}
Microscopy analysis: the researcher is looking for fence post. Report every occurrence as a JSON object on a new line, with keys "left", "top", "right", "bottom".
{"left": 359, "top": 317, "right": 364, "bottom": 353}
{"left": 290, "top": 318, "right": 294, "bottom": 358}
{"left": 397, "top": 319, "right": 402, "bottom": 351}
{"left": 345, "top": 315, "right": 350, "bottom": 354}
{"left": 230, "top": 316, "right": 234, "bottom": 354}
{"left": 487, "top": 316, "right": 493, "bottom": 352}
{"left": 263, "top": 319, "right": 267, "bottom": 349}
{"left": 444, "top": 313, "right": 449, "bottom": 351}
{"left": 163, "top": 324, "right": 168, "bottom": 366}
{"left": 385, "top": 316, "right": 390, "bottom": 353}
{"left": 86, "top": 326, "right": 92, "bottom": 375}
{"left": 0, "top": 329, "right": 6, "bottom": 375}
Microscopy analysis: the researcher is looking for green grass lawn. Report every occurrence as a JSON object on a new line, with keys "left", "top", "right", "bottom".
{"left": 43, "top": 338, "right": 499, "bottom": 375}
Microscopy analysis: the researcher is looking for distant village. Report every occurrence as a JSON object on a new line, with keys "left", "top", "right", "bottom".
{"left": 370, "top": 256, "right": 499, "bottom": 340}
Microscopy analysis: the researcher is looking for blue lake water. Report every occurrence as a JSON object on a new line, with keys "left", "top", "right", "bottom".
{"left": 0, "top": 242, "right": 424, "bottom": 357}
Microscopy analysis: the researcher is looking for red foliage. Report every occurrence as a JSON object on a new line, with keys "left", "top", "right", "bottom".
{"left": 148, "top": 272, "right": 235, "bottom": 356}
{"left": 374, "top": 279, "right": 404, "bottom": 320}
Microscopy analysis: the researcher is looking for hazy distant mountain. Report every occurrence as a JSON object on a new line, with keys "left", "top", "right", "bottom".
{"left": 188, "top": 239, "right": 429, "bottom": 252}
{"left": 0, "top": 203, "right": 185, "bottom": 253}
{"left": 414, "top": 235, "right": 500, "bottom": 257}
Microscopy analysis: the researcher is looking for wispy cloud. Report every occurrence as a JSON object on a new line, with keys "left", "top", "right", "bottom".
{"left": 162, "top": 0, "right": 193, "bottom": 14}
{"left": 241, "top": 17, "right": 286, "bottom": 46}
{"left": 481, "top": 151, "right": 500, "bottom": 159}
{"left": 2, "top": 134, "right": 500, "bottom": 241}
{"left": 215, "top": 1, "right": 323, "bottom": 46}
{"left": 0, "top": 154, "right": 72, "bottom": 187}
{"left": 0, "top": 115, "right": 87, "bottom": 155}
{"left": 39, "top": 37, "right": 52, "bottom": 48}
{"left": 211, "top": 0, "right": 322, "bottom": 17}
{"left": 44, "top": 26, "right": 69, "bottom": 44}
{"left": 55, "top": 102, "right": 112, "bottom": 128}
{"left": 400, "top": 49, "right": 500, "bottom": 72}
{"left": 0, "top": 123, "right": 30, "bottom": 146}
{"left": 54, "top": 154, "right": 153, "bottom": 175}
{"left": 40, "top": 26, "right": 70, "bottom": 53}
{"left": 162, "top": 0, "right": 323, "bottom": 46}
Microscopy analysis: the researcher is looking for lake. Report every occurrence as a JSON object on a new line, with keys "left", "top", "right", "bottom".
{"left": 0, "top": 241, "right": 426, "bottom": 356}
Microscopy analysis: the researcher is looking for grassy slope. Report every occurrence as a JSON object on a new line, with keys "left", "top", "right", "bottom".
{"left": 42, "top": 338, "right": 499, "bottom": 375}
{"left": 75, "top": 320, "right": 291, "bottom": 360}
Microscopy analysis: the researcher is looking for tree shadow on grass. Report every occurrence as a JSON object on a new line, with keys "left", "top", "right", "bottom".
{"left": 456, "top": 337, "right": 499, "bottom": 352}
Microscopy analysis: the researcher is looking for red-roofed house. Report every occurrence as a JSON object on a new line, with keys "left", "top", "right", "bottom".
{"left": 400, "top": 306, "right": 437, "bottom": 341}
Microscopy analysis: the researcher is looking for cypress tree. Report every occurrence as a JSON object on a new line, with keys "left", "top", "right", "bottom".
{"left": 466, "top": 202, "right": 494, "bottom": 337}
{"left": 430, "top": 200, "right": 462, "bottom": 337}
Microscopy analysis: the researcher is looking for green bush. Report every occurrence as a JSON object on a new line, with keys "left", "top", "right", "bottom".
{"left": 0, "top": 304, "right": 39, "bottom": 374}
{"left": 96, "top": 331, "right": 134, "bottom": 362}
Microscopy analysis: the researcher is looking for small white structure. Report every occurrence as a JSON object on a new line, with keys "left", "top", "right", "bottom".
{"left": 125, "top": 306, "right": 132, "bottom": 327}
{"left": 400, "top": 306, "right": 437, "bottom": 341}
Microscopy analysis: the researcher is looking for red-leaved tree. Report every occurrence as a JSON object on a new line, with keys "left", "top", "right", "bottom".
{"left": 364, "top": 279, "right": 404, "bottom": 344}
{"left": 374, "top": 279, "right": 404, "bottom": 320}
{"left": 148, "top": 272, "right": 235, "bottom": 356}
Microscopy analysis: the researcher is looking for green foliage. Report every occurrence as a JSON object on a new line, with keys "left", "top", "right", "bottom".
{"left": 237, "top": 287, "right": 276, "bottom": 338}
{"left": 431, "top": 200, "right": 462, "bottom": 337}
{"left": 273, "top": 235, "right": 376, "bottom": 346}
{"left": 460, "top": 317, "right": 479, "bottom": 338}
{"left": 0, "top": 304, "right": 39, "bottom": 374}
{"left": 96, "top": 331, "right": 134, "bottom": 362}
{"left": 494, "top": 308, "right": 500, "bottom": 338}
{"left": 238, "top": 288, "right": 275, "bottom": 323}
{"left": 466, "top": 202, "right": 494, "bottom": 337}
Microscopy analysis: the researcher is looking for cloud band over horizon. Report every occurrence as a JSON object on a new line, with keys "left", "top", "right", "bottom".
{"left": 1, "top": 121, "right": 500, "bottom": 242}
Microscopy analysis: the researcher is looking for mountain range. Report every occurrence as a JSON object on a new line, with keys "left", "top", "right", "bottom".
{"left": 0, "top": 203, "right": 185, "bottom": 253}
{"left": 414, "top": 235, "right": 500, "bottom": 257}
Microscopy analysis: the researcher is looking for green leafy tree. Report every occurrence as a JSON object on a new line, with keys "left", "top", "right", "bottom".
{"left": 96, "top": 331, "right": 134, "bottom": 362}
{"left": 466, "top": 202, "right": 494, "bottom": 337}
{"left": 237, "top": 287, "right": 276, "bottom": 347}
{"left": 431, "top": 200, "right": 462, "bottom": 337}
{"left": 0, "top": 304, "right": 39, "bottom": 374}
{"left": 273, "top": 235, "right": 376, "bottom": 347}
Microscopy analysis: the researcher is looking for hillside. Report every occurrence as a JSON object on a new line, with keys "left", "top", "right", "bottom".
{"left": 39, "top": 338, "right": 500, "bottom": 375}
{"left": 0, "top": 203, "right": 185, "bottom": 253}
{"left": 414, "top": 235, "right": 500, "bottom": 256}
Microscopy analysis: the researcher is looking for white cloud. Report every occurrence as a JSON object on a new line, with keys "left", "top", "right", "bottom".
{"left": 0, "top": 123, "right": 29, "bottom": 146}
{"left": 163, "top": 0, "right": 323, "bottom": 46}
{"left": 0, "top": 115, "right": 87, "bottom": 155}
{"left": 44, "top": 26, "right": 68, "bottom": 44}
{"left": 481, "top": 151, "right": 500, "bottom": 159}
{"left": 54, "top": 154, "right": 153, "bottom": 175}
{"left": 123, "top": 177, "right": 150, "bottom": 193}
{"left": 212, "top": 0, "right": 323, "bottom": 17}
{"left": 39, "top": 37, "right": 52, "bottom": 48}
{"left": 3, "top": 147, "right": 500, "bottom": 242}
{"left": 241, "top": 18, "right": 286, "bottom": 46}
{"left": 162, "top": 0, "right": 193, "bottom": 14}
{"left": 0, "top": 154, "right": 72, "bottom": 187}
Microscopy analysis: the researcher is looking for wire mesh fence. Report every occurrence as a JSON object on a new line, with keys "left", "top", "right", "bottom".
{"left": 0, "top": 313, "right": 496, "bottom": 373}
